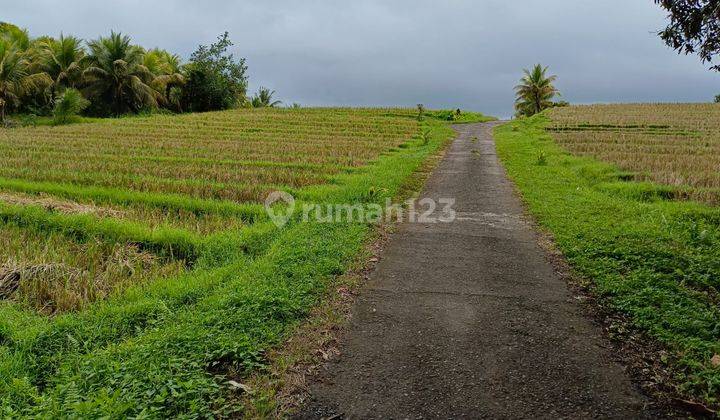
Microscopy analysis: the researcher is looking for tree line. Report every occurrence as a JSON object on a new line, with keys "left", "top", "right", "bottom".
{"left": 0, "top": 22, "right": 281, "bottom": 124}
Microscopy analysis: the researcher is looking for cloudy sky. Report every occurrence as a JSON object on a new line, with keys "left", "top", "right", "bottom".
{"left": 4, "top": 1, "right": 718, "bottom": 118}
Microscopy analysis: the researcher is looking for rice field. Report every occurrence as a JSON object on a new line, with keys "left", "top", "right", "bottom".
{"left": 547, "top": 103, "right": 720, "bottom": 203}
{"left": 0, "top": 107, "right": 418, "bottom": 314}
{"left": 0, "top": 107, "right": 481, "bottom": 417}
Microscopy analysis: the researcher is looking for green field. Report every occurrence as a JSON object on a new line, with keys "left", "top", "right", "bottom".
{"left": 0, "top": 107, "right": 493, "bottom": 416}
{"left": 495, "top": 107, "right": 720, "bottom": 409}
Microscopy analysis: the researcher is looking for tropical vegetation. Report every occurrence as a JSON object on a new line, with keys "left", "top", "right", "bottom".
{"left": 513, "top": 64, "right": 560, "bottom": 117}
{"left": 0, "top": 22, "right": 275, "bottom": 125}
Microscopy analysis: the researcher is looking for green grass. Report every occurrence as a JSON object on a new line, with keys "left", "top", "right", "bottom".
{"left": 0, "top": 202, "right": 204, "bottom": 262}
{"left": 494, "top": 115, "right": 720, "bottom": 408}
{"left": 0, "top": 110, "right": 480, "bottom": 417}
{"left": 0, "top": 178, "right": 267, "bottom": 220}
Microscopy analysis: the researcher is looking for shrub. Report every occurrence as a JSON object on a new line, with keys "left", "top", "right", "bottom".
{"left": 52, "top": 88, "right": 89, "bottom": 125}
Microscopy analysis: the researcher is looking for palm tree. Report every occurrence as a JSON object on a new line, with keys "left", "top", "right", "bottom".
{"left": 514, "top": 64, "right": 559, "bottom": 117}
{"left": 251, "top": 87, "right": 282, "bottom": 108}
{"left": 143, "top": 48, "right": 185, "bottom": 109}
{"left": 37, "top": 34, "right": 86, "bottom": 93}
{"left": 0, "top": 22, "right": 30, "bottom": 51}
{"left": 0, "top": 39, "right": 51, "bottom": 122}
{"left": 83, "top": 32, "right": 160, "bottom": 115}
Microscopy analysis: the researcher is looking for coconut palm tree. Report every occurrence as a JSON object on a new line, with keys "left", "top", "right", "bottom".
{"left": 143, "top": 48, "right": 185, "bottom": 109}
{"left": 514, "top": 64, "right": 559, "bottom": 117}
{"left": 0, "top": 39, "right": 51, "bottom": 122}
{"left": 36, "top": 34, "right": 86, "bottom": 93}
{"left": 83, "top": 32, "right": 160, "bottom": 115}
{"left": 0, "top": 22, "right": 31, "bottom": 51}
{"left": 251, "top": 87, "right": 282, "bottom": 108}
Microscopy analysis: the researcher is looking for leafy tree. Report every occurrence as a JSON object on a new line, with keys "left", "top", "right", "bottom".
{"left": 514, "top": 64, "right": 560, "bottom": 118}
{"left": 0, "top": 39, "right": 51, "bottom": 122}
{"left": 251, "top": 87, "right": 281, "bottom": 107}
{"left": 181, "top": 32, "right": 248, "bottom": 112}
{"left": 52, "top": 87, "right": 89, "bottom": 125}
{"left": 83, "top": 32, "right": 160, "bottom": 115}
{"left": 655, "top": 0, "right": 720, "bottom": 70}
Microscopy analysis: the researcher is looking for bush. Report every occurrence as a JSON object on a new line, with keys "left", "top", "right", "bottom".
{"left": 52, "top": 88, "right": 89, "bottom": 125}
{"left": 180, "top": 33, "right": 248, "bottom": 112}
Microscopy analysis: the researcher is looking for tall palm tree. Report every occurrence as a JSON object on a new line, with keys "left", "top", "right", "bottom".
{"left": 251, "top": 87, "right": 282, "bottom": 108}
{"left": 514, "top": 64, "right": 559, "bottom": 117}
{"left": 0, "top": 39, "right": 51, "bottom": 122}
{"left": 37, "top": 34, "right": 86, "bottom": 93}
{"left": 83, "top": 32, "right": 160, "bottom": 115}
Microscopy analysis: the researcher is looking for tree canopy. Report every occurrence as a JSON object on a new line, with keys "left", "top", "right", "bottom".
{"left": 655, "top": 0, "right": 720, "bottom": 70}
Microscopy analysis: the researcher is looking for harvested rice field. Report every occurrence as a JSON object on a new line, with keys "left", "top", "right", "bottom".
{"left": 0, "top": 107, "right": 490, "bottom": 417}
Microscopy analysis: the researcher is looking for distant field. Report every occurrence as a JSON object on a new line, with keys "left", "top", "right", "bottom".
{"left": 548, "top": 104, "right": 720, "bottom": 204}
{"left": 496, "top": 107, "right": 720, "bottom": 410}
{"left": 0, "top": 107, "right": 492, "bottom": 417}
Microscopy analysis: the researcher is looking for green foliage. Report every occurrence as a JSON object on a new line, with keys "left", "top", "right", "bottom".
{"left": 0, "top": 23, "right": 263, "bottom": 119}
{"left": 180, "top": 32, "right": 248, "bottom": 112}
{"left": 0, "top": 22, "right": 30, "bottom": 51}
{"left": 0, "top": 38, "right": 52, "bottom": 122}
{"left": 52, "top": 88, "right": 89, "bottom": 125}
{"left": 83, "top": 32, "right": 160, "bottom": 116}
{"left": 425, "top": 109, "right": 496, "bottom": 124}
{"left": 250, "top": 87, "right": 281, "bottom": 108}
{"left": 514, "top": 64, "right": 560, "bottom": 117}
{"left": 655, "top": 0, "right": 720, "bottom": 71}
{"left": 495, "top": 116, "right": 720, "bottom": 408}
{"left": 36, "top": 34, "right": 85, "bottom": 91}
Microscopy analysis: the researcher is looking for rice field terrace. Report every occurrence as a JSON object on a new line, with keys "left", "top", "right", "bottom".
{"left": 0, "top": 106, "right": 491, "bottom": 417}
{"left": 0, "top": 108, "right": 419, "bottom": 312}
{"left": 547, "top": 103, "right": 720, "bottom": 204}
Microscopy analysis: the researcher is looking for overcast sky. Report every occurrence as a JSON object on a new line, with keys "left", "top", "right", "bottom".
{"left": 4, "top": 1, "right": 718, "bottom": 118}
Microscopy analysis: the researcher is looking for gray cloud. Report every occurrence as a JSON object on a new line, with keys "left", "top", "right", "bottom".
{"left": 4, "top": 0, "right": 718, "bottom": 118}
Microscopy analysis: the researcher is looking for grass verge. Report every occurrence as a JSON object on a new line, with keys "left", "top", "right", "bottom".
{"left": 494, "top": 115, "right": 720, "bottom": 410}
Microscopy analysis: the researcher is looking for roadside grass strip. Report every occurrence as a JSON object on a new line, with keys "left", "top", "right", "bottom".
{"left": 494, "top": 115, "right": 720, "bottom": 408}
